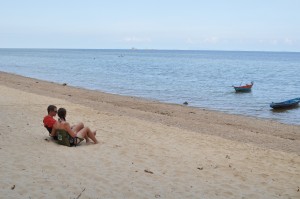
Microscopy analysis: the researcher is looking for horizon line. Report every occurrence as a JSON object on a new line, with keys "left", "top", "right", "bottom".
{"left": 0, "top": 47, "right": 299, "bottom": 53}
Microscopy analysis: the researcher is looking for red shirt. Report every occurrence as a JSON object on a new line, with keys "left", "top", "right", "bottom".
{"left": 43, "top": 115, "right": 56, "bottom": 128}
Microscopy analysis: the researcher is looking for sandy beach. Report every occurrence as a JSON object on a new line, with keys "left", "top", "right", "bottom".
{"left": 0, "top": 71, "right": 299, "bottom": 198}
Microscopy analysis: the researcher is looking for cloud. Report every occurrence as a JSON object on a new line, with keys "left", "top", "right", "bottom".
{"left": 271, "top": 39, "right": 279, "bottom": 45}
{"left": 186, "top": 36, "right": 220, "bottom": 45}
{"left": 203, "top": 36, "right": 219, "bottom": 44}
{"left": 283, "top": 38, "right": 293, "bottom": 45}
{"left": 259, "top": 38, "right": 295, "bottom": 46}
{"left": 123, "top": 36, "right": 151, "bottom": 43}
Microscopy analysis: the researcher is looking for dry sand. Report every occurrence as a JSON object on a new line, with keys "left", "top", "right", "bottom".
{"left": 0, "top": 71, "right": 299, "bottom": 198}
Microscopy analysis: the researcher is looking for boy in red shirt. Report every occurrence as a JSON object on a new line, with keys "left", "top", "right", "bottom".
{"left": 43, "top": 105, "right": 57, "bottom": 138}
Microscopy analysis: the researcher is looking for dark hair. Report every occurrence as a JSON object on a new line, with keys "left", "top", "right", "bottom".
{"left": 57, "top": 108, "right": 66, "bottom": 121}
{"left": 47, "top": 105, "right": 57, "bottom": 114}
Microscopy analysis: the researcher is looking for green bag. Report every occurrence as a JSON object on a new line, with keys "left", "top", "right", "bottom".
{"left": 57, "top": 129, "right": 76, "bottom": 147}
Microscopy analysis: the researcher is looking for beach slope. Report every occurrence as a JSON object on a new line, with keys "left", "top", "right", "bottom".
{"left": 0, "top": 72, "right": 299, "bottom": 198}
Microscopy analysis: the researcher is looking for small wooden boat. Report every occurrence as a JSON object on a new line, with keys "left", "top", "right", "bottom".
{"left": 270, "top": 98, "right": 300, "bottom": 109}
{"left": 233, "top": 81, "right": 254, "bottom": 92}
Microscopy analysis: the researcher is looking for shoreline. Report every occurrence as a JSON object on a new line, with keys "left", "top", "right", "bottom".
{"left": 1, "top": 71, "right": 299, "bottom": 154}
{"left": 1, "top": 49, "right": 299, "bottom": 126}
{"left": 1, "top": 71, "right": 300, "bottom": 198}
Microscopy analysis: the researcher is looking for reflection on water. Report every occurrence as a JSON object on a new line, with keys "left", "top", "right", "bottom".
{"left": 271, "top": 105, "right": 299, "bottom": 113}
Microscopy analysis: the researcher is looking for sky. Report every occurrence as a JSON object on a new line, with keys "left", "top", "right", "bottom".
{"left": 0, "top": 0, "right": 299, "bottom": 51}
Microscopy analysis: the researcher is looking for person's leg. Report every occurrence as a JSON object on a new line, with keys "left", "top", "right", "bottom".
{"left": 71, "top": 122, "right": 84, "bottom": 133}
{"left": 76, "top": 127, "right": 98, "bottom": 144}
{"left": 87, "top": 129, "right": 98, "bottom": 144}
{"left": 71, "top": 122, "right": 89, "bottom": 142}
{"left": 85, "top": 130, "right": 97, "bottom": 143}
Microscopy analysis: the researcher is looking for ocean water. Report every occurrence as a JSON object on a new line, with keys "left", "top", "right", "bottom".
{"left": 0, "top": 48, "right": 300, "bottom": 125}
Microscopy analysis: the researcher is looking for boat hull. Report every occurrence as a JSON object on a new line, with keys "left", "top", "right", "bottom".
{"left": 233, "top": 82, "right": 253, "bottom": 93}
{"left": 270, "top": 98, "right": 300, "bottom": 109}
{"left": 233, "top": 87, "right": 252, "bottom": 92}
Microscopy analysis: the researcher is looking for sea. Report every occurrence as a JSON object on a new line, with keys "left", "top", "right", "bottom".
{"left": 0, "top": 48, "right": 299, "bottom": 125}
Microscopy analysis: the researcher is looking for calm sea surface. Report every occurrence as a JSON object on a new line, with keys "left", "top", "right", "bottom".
{"left": 0, "top": 49, "right": 299, "bottom": 125}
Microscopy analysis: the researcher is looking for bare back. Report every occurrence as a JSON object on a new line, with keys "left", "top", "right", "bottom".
{"left": 51, "top": 120, "right": 76, "bottom": 138}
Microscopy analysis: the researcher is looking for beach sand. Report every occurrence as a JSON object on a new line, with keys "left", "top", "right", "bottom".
{"left": 0, "top": 71, "right": 299, "bottom": 198}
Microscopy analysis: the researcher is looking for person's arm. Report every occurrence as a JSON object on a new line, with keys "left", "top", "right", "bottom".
{"left": 50, "top": 123, "right": 57, "bottom": 137}
{"left": 65, "top": 123, "right": 77, "bottom": 138}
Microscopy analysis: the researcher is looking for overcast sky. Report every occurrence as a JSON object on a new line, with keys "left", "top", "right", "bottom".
{"left": 0, "top": 0, "right": 299, "bottom": 51}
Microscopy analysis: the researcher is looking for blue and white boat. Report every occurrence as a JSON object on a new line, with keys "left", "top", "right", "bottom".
{"left": 270, "top": 98, "right": 300, "bottom": 109}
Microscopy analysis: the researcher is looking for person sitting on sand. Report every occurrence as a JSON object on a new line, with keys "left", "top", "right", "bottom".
{"left": 43, "top": 105, "right": 85, "bottom": 140}
{"left": 51, "top": 108, "right": 98, "bottom": 144}
{"left": 43, "top": 105, "right": 58, "bottom": 139}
